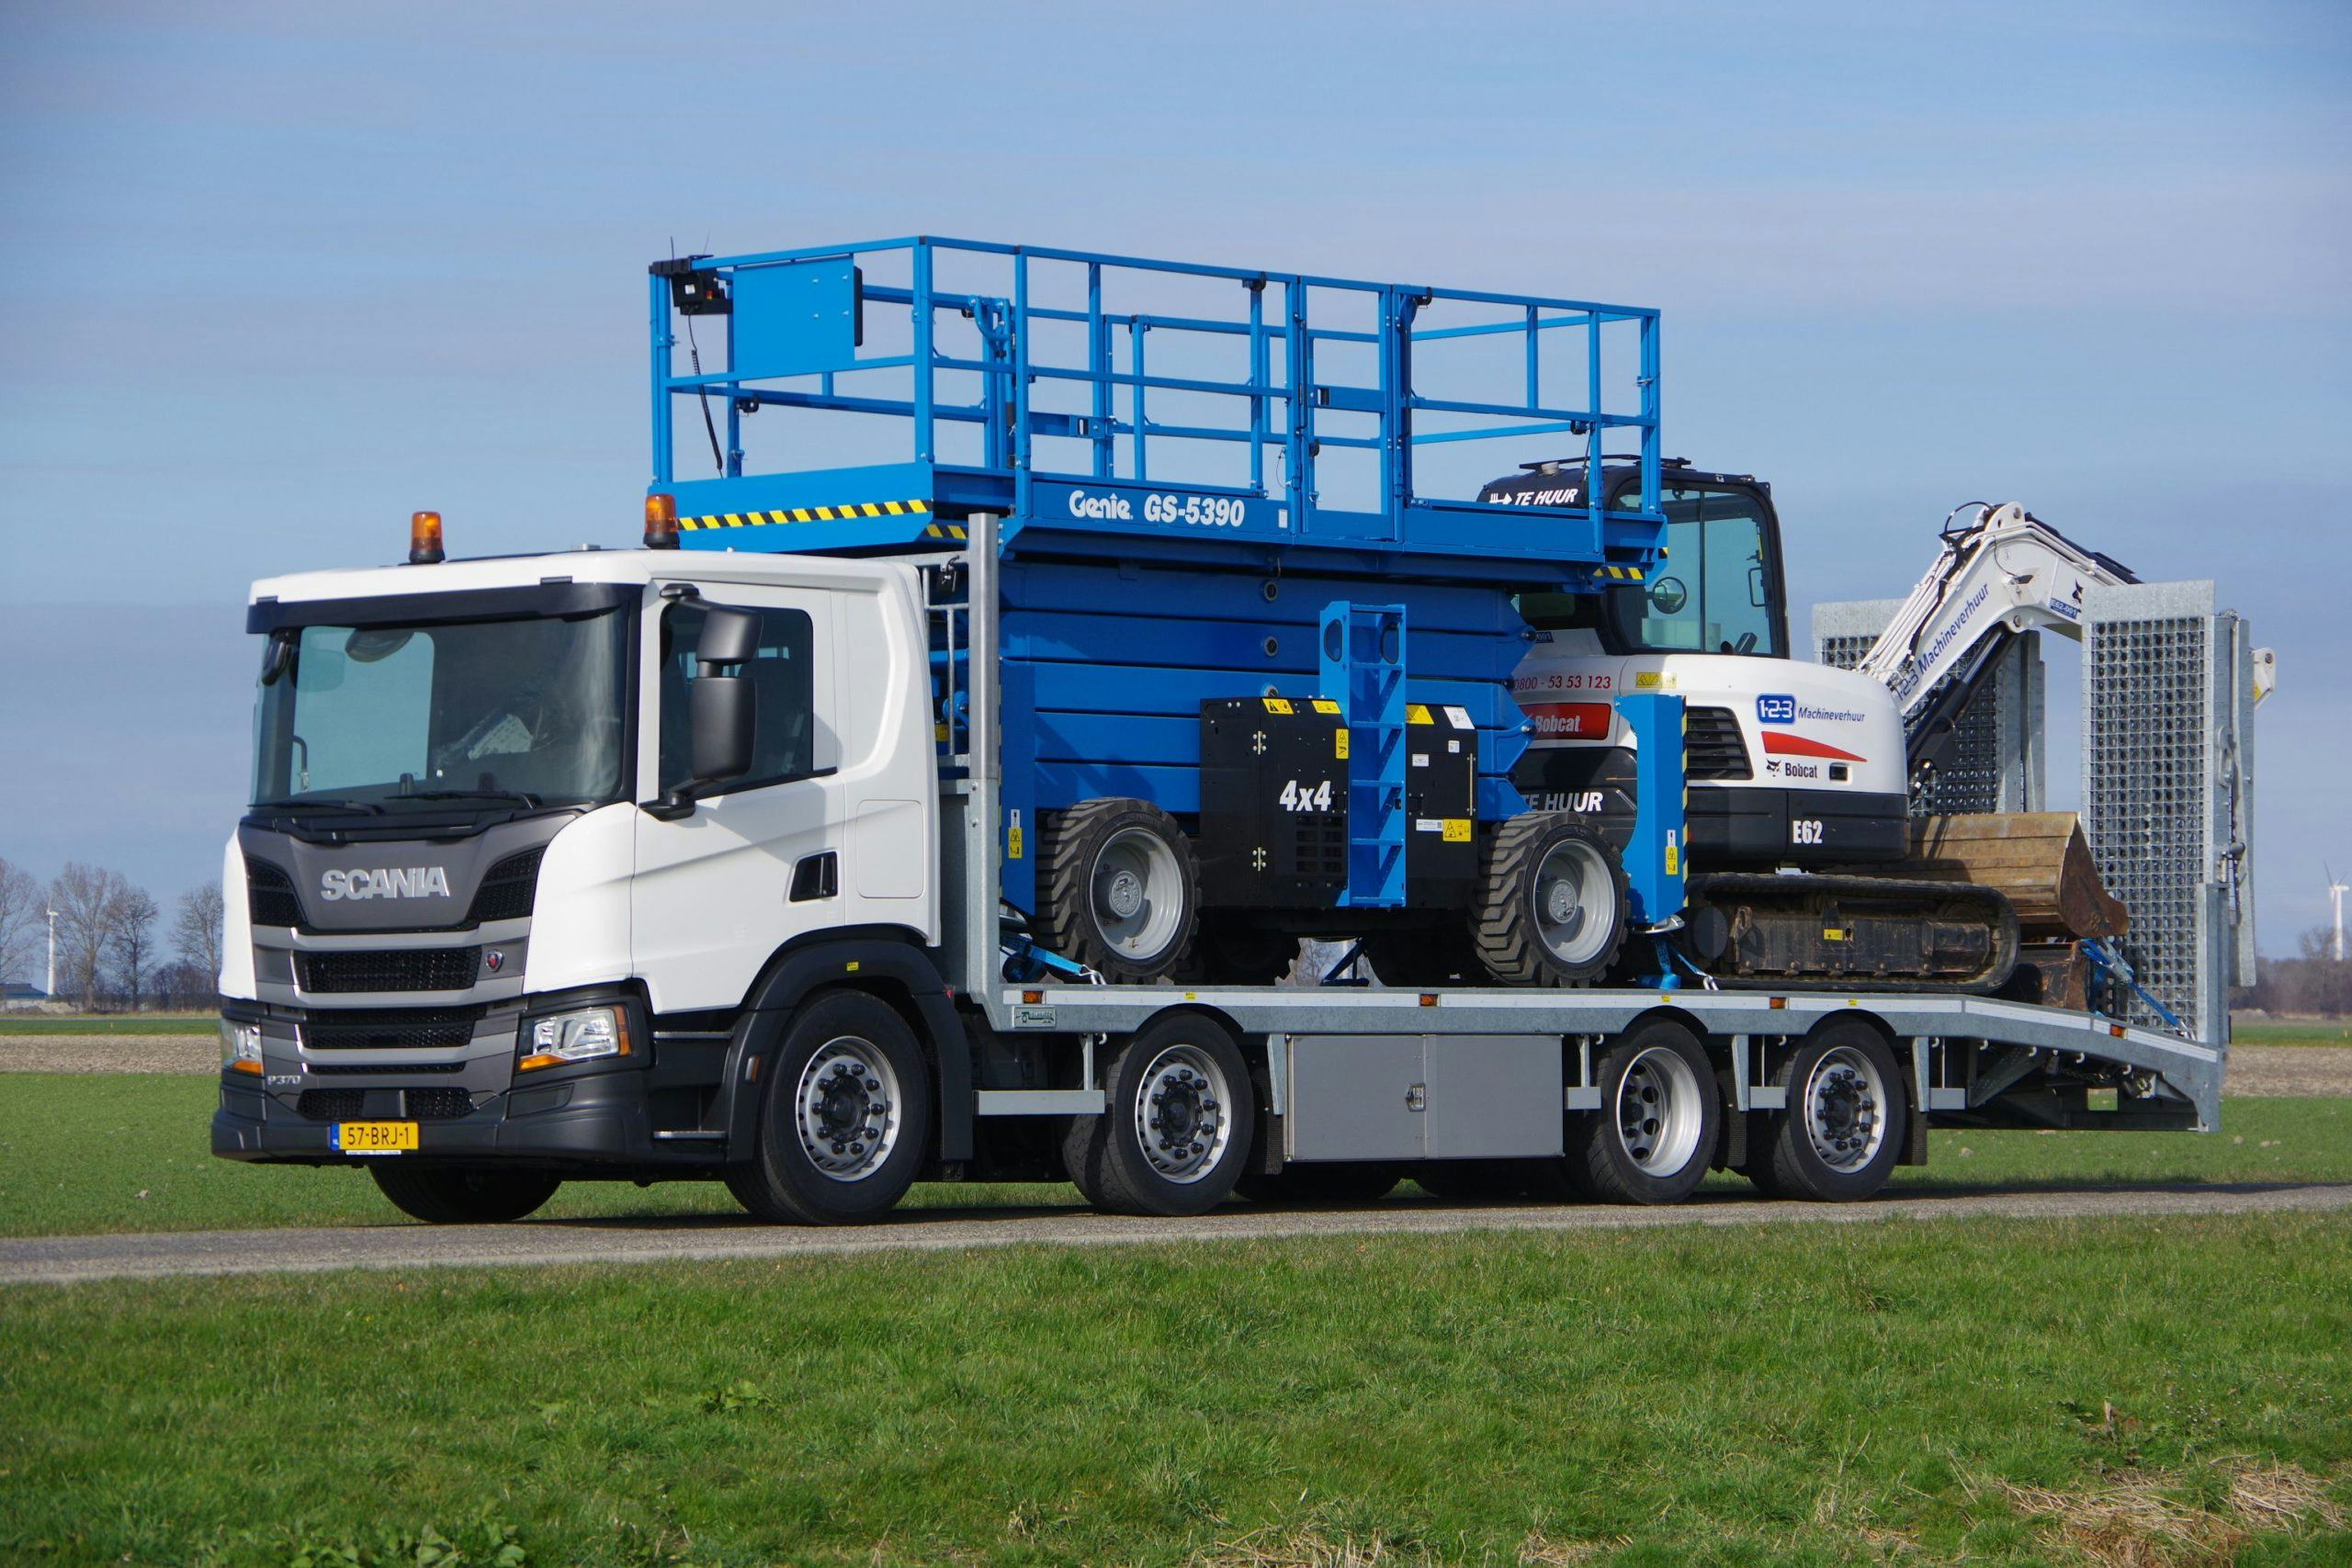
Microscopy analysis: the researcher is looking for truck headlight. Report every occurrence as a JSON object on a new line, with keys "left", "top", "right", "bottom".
{"left": 519, "top": 1004, "right": 631, "bottom": 1071}
{"left": 220, "top": 1020, "right": 264, "bottom": 1076}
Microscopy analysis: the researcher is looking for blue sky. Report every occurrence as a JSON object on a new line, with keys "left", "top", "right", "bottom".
{"left": 2, "top": 0, "right": 2346, "bottom": 952}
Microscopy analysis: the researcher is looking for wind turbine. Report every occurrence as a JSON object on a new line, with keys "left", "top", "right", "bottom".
{"left": 2329, "top": 867, "right": 2349, "bottom": 964}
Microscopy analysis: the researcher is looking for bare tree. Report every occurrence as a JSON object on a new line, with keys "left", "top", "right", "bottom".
{"left": 173, "top": 881, "right": 226, "bottom": 985}
{"left": 108, "top": 887, "right": 160, "bottom": 1012}
{"left": 0, "top": 856, "right": 41, "bottom": 988}
{"left": 49, "top": 863, "right": 128, "bottom": 1012}
{"left": 152, "top": 960, "right": 216, "bottom": 1010}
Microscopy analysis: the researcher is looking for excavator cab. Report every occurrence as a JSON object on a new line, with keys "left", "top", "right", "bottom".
{"left": 1489, "top": 461, "right": 1790, "bottom": 659}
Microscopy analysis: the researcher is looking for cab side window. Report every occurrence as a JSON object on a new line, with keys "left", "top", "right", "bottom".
{"left": 658, "top": 603, "right": 816, "bottom": 795}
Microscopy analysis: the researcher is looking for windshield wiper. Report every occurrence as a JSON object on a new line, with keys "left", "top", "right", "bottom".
{"left": 393, "top": 789, "right": 546, "bottom": 809}
{"left": 252, "top": 797, "right": 385, "bottom": 816}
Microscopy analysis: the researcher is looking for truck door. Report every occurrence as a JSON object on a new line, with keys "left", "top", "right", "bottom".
{"left": 632, "top": 586, "right": 842, "bottom": 1011}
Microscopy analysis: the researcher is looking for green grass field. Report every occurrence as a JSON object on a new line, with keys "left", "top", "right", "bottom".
{"left": 0, "top": 1014, "right": 219, "bottom": 1035}
{"left": 1, "top": 1074, "right": 2347, "bottom": 1238}
{"left": 2, "top": 1214, "right": 2346, "bottom": 1565}
{"left": 2234, "top": 1018, "right": 2352, "bottom": 1047}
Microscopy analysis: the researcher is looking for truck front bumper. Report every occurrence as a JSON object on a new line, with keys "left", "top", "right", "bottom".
{"left": 209, "top": 1069, "right": 718, "bottom": 1171}
{"left": 211, "top": 987, "right": 728, "bottom": 1173}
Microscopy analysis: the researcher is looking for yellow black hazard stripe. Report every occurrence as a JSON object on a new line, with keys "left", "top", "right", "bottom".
{"left": 1595, "top": 564, "right": 1645, "bottom": 581}
{"left": 678, "top": 498, "right": 962, "bottom": 539}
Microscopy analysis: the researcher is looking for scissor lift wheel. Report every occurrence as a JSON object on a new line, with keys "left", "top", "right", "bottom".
{"left": 1038, "top": 798, "right": 1202, "bottom": 982}
{"left": 1473, "top": 815, "right": 1629, "bottom": 986}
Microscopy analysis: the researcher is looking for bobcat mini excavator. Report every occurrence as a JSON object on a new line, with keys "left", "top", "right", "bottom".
{"left": 1494, "top": 460, "right": 2139, "bottom": 994}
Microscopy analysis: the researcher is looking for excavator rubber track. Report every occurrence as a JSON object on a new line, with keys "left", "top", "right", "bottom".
{"left": 1678, "top": 873, "right": 2020, "bottom": 995}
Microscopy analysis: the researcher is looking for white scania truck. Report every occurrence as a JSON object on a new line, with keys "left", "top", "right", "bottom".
{"left": 211, "top": 237, "right": 2238, "bottom": 1225}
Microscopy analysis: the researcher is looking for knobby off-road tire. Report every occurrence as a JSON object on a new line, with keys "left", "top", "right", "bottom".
{"left": 1061, "top": 1014, "right": 1256, "bottom": 1216}
{"left": 1038, "top": 798, "right": 1201, "bottom": 982}
{"left": 726, "top": 990, "right": 933, "bottom": 1225}
{"left": 1745, "top": 1021, "right": 1905, "bottom": 1202}
{"left": 1556, "top": 1019, "right": 1721, "bottom": 1204}
{"left": 370, "top": 1166, "right": 561, "bottom": 1225}
{"left": 1473, "top": 815, "right": 1629, "bottom": 987}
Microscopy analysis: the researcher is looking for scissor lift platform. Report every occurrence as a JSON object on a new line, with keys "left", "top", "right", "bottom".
{"left": 650, "top": 236, "right": 1668, "bottom": 589}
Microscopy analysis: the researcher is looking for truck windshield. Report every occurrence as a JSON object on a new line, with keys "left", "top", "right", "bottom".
{"left": 251, "top": 610, "right": 629, "bottom": 810}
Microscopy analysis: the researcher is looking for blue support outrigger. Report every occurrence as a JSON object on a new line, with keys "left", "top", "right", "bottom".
{"left": 648, "top": 236, "right": 1671, "bottom": 943}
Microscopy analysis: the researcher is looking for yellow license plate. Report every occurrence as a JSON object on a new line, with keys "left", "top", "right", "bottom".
{"left": 334, "top": 1121, "right": 418, "bottom": 1155}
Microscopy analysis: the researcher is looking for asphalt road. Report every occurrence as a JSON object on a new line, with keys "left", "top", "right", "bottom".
{"left": 5, "top": 1181, "right": 2346, "bottom": 1287}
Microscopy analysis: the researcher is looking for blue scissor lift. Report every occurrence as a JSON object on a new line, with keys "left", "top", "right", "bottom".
{"left": 648, "top": 237, "right": 1668, "bottom": 923}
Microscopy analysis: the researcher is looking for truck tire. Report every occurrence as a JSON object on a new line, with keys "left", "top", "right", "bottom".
{"left": 1472, "top": 815, "right": 1628, "bottom": 987}
{"left": 1038, "top": 798, "right": 1201, "bottom": 981}
{"left": 1556, "top": 1021, "right": 1720, "bottom": 1204}
{"left": 1236, "top": 1161, "right": 1400, "bottom": 1206}
{"left": 726, "top": 989, "right": 933, "bottom": 1225}
{"left": 1745, "top": 1021, "right": 1905, "bottom": 1202}
{"left": 369, "top": 1166, "right": 560, "bottom": 1225}
{"left": 1064, "top": 1014, "right": 1255, "bottom": 1215}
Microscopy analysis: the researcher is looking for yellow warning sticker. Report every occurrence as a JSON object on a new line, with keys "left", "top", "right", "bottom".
{"left": 1634, "top": 671, "right": 1663, "bottom": 691}
{"left": 1407, "top": 704, "right": 1434, "bottom": 726}
{"left": 1823, "top": 927, "right": 1848, "bottom": 942}
{"left": 1335, "top": 730, "right": 1351, "bottom": 760}
{"left": 1442, "top": 818, "right": 1472, "bottom": 843}
{"left": 1263, "top": 696, "right": 1295, "bottom": 715}
{"left": 1309, "top": 698, "right": 1341, "bottom": 715}
{"left": 1665, "top": 843, "right": 1679, "bottom": 874}
{"left": 1008, "top": 826, "right": 1024, "bottom": 860}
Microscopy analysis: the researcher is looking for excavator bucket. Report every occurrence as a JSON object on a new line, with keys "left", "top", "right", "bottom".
{"left": 1902, "top": 812, "right": 2129, "bottom": 1010}
{"left": 1904, "top": 812, "right": 2128, "bottom": 942}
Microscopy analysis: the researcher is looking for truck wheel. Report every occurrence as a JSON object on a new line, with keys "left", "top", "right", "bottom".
{"left": 1236, "top": 1162, "right": 1400, "bottom": 1206}
{"left": 1747, "top": 1021, "right": 1905, "bottom": 1202}
{"left": 1066, "top": 1015, "right": 1255, "bottom": 1215}
{"left": 726, "top": 990, "right": 933, "bottom": 1225}
{"left": 370, "top": 1165, "right": 560, "bottom": 1224}
{"left": 1560, "top": 1021, "right": 1720, "bottom": 1204}
{"left": 1473, "top": 815, "right": 1628, "bottom": 986}
{"left": 1039, "top": 799, "right": 1201, "bottom": 981}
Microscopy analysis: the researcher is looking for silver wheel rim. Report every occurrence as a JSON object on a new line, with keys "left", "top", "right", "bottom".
{"left": 1091, "top": 826, "right": 1185, "bottom": 963}
{"left": 1532, "top": 838, "right": 1615, "bottom": 967}
{"left": 1131, "top": 1043, "right": 1233, "bottom": 1185}
{"left": 1803, "top": 1045, "right": 1887, "bottom": 1174}
{"left": 1614, "top": 1043, "right": 1705, "bottom": 1177}
{"left": 794, "top": 1037, "right": 902, "bottom": 1182}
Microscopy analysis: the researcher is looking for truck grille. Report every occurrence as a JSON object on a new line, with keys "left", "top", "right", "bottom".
{"left": 1684, "top": 706, "right": 1753, "bottom": 781}
{"left": 300, "top": 1007, "right": 484, "bottom": 1051}
{"left": 466, "top": 847, "right": 544, "bottom": 924}
{"left": 297, "top": 1089, "right": 366, "bottom": 1121}
{"left": 299, "top": 947, "right": 480, "bottom": 994}
{"left": 404, "top": 1089, "right": 477, "bottom": 1120}
{"left": 297, "top": 1087, "right": 476, "bottom": 1120}
{"left": 246, "top": 861, "right": 305, "bottom": 928}
{"left": 244, "top": 843, "right": 542, "bottom": 933}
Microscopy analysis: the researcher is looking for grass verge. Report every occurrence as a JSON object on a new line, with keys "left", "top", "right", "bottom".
{"left": 2, "top": 1214, "right": 2347, "bottom": 1564}
{"left": 0, "top": 1015, "right": 219, "bottom": 1035}
{"left": 2233, "top": 1019, "right": 2352, "bottom": 1048}
{"left": 0, "top": 1075, "right": 2348, "bottom": 1239}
